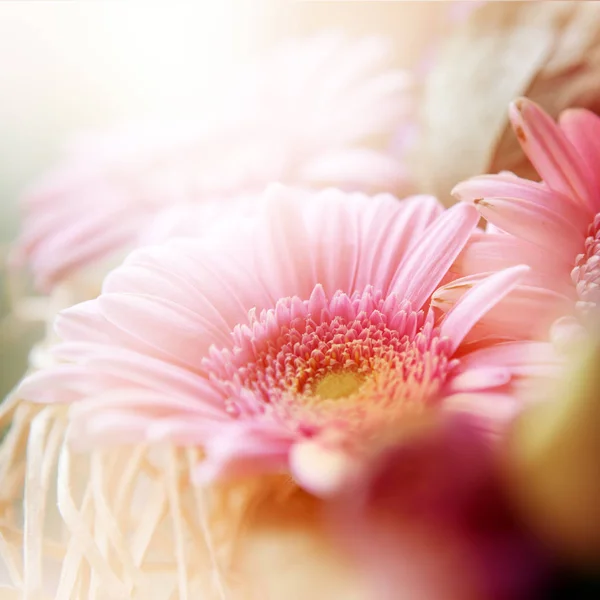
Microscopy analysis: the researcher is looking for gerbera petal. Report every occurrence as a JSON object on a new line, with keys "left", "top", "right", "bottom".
{"left": 457, "top": 341, "right": 561, "bottom": 372}
{"left": 440, "top": 265, "right": 529, "bottom": 353}
{"left": 32, "top": 219, "right": 136, "bottom": 292}
{"left": 509, "top": 98, "right": 596, "bottom": 210}
{"left": 103, "top": 263, "right": 235, "bottom": 339}
{"left": 53, "top": 342, "right": 225, "bottom": 406}
{"left": 289, "top": 439, "right": 359, "bottom": 497}
{"left": 352, "top": 194, "right": 444, "bottom": 293}
{"left": 472, "top": 197, "right": 584, "bottom": 260}
{"left": 549, "top": 315, "right": 589, "bottom": 354}
{"left": 118, "top": 240, "right": 275, "bottom": 332}
{"left": 389, "top": 203, "right": 479, "bottom": 308}
{"left": 17, "top": 365, "right": 116, "bottom": 404}
{"left": 68, "top": 389, "right": 226, "bottom": 422}
{"left": 55, "top": 300, "right": 120, "bottom": 345}
{"left": 254, "top": 186, "right": 446, "bottom": 300}
{"left": 434, "top": 275, "right": 572, "bottom": 341}
{"left": 192, "top": 422, "right": 294, "bottom": 484}
{"left": 559, "top": 108, "right": 600, "bottom": 210}
{"left": 452, "top": 173, "right": 592, "bottom": 231}
{"left": 447, "top": 368, "right": 512, "bottom": 393}
{"left": 443, "top": 393, "right": 524, "bottom": 429}
{"left": 96, "top": 293, "right": 232, "bottom": 370}
{"left": 455, "top": 232, "right": 574, "bottom": 296}
{"left": 254, "top": 186, "right": 318, "bottom": 300}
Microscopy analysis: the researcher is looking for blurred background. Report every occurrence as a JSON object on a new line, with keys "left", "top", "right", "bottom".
{"left": 0, "top": 1, "right": 445, "bottom": 399}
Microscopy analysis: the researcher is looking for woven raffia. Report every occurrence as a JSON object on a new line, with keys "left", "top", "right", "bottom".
{"left": 0, "top": 387, "right": 362, "bottom": 599}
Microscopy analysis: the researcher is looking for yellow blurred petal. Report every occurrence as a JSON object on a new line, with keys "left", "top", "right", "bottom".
{"left": 503, "top": 335, "right": 600, "bottom": 568}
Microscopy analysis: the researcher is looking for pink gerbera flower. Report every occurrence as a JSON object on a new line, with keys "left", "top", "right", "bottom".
{"left": 452, "top": 98, "right": 600, "bottom": 339}
{"left": 17, "top": 186, "right": 555, "bottom": 496}
{"left": 12, "top": 33, "right": 411, "bottom": 292}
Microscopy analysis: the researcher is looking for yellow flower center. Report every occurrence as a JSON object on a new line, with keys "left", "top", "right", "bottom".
{"left": 313, "top": 371, "right": 366, "bottom": 401}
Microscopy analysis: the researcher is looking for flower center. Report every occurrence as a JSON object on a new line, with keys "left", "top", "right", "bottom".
{"left": 204, "top": 285, "right": 456, "bottom": 434}
{"left": 572, "top": 213, "right": 600, "bottom": 312}
{"left": 313, "top": 371, "right": 366, "bottom": 401}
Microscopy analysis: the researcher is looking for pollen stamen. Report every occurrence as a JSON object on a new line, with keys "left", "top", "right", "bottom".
{"left": 572, "top": 213, "right": 600, "bottom": 312}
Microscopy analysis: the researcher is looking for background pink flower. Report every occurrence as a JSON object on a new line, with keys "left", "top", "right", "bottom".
{"left": 17, "top": 186, "right": 556, "bottom": 496}
{"left": 12, "top": 32, "right": 412, "bottom": 292}
{"left": 449, "top": 98, "right": 600, "bottom": 340}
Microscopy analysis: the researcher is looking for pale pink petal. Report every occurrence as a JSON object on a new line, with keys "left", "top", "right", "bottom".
{"left": 351, "top": 194, "right": 445, "bottom": 293}
{"left": 55, "top": 300, "right": 122, "bottom": 345}
{"left": 549, "top": 315, "right": 589, "bottom": 354}
{"left": 434, "top": 276, "right": 572, "bottom": 341}
{"left": 468, "top": 286, "right": 573, "bottom": 342}
{"left": 442, "top": 393, "right": 524, "bottom": 428}
{"left": 455, "top": 232, "right": 573, "bottom": 296}
{"left": 457, "top": 341, "right": 561, "bottom": 372}
{"left": 192, "top": 423, "right": 294, "bottom": 484}
{"left": 17, "top": 365, "right": 118, "bottom": 404}
{"left": 52, "top": 342, "right": 225, "bottom": 406}
{"left": 559, "top": 108, "right": 600, "bottom": 210}
{"left": 389, "top": 203, "right": 479, "bottom": 308}
{"left": 253, "top": 186, "right": 320, "bottom": 300}
{"left": 452, "top": 173, "right": 592, "bottom": 231}
{"left": 254, "top": 186, "right": 446, "bottom": 300}
{"left": 68, "top": 389, "right": 226, "bottom": 422}
{"left": 447, "top": 368, "right": 512, "bottom": 393}
{"left": 440, "top": 265, "right": 530, "bottom": 353}
{"left": 110, "top": 240, "right": 275, "bottom": 332}
{"left": 289, "top": 439, "right": 360, "bottom": 497}
{"left": 509, "top": 98, "right": 596, "bottom": 210}
{"left": 96, "top": 293, "right": 232, "bottom": 370}
{"left": 472, "top": 197, "right": 584, "bottom": 260}
{"left": 31, "top": 219, "right": 137, "bottom": 291}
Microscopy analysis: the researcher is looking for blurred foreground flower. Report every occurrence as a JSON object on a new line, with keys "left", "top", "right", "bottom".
{"left": 503, "top": 330, "right": 600, "bottom": 569}
{"left": 454, "top": 98, "right": 600, "bottom": 342}
{"left": 332, "top": 413, "right": 550, "bottom": 600}
{"left": 413, "top": 1, "right": 600, "bottom": 203}
{"left": 11, "top": 32, "right": 411, "bottom": 295}
{"left": 15, "top": 185, "right": 552, "bottom": 498}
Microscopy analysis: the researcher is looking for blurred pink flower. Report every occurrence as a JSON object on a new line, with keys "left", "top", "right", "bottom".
{"left": 331, "top": 414, "right": 550, "bottom": 600}
{"left": 12, "top": 33, "right": 412, "bottom": 292}
{"left": 452, "top": 98, "right": 600, "bottom": 339}
{"left": 17, "top": 186, "right": 554, "bottom": 496}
